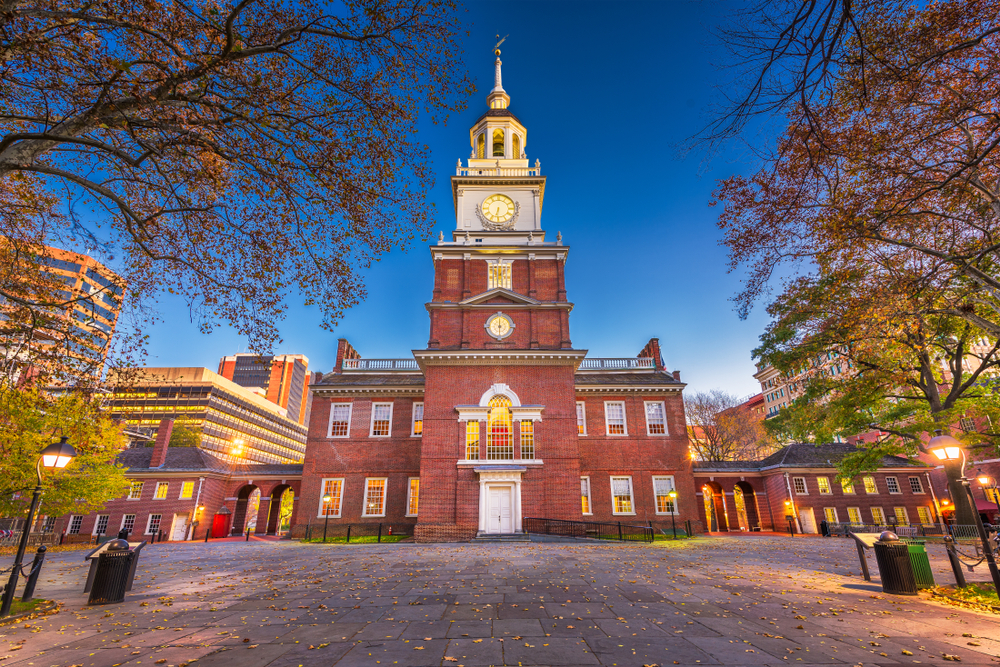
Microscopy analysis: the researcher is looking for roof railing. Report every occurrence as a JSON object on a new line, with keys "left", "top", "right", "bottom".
{"left": 578, "top": 358, "right": 655, "bottom": 371}
{"left": 341, "top": 358, "right": 419, "bottom": 371}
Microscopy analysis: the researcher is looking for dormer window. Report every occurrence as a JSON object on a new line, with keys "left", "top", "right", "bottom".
{"left": 487, "top": 260, "right": 512, "bottom": 290}
{"left": 492, "top": 129, "right": 505, "bottom": 157}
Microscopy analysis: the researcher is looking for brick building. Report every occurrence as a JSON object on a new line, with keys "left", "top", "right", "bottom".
{"left": 694, "top": 443, "right": 945, "bottom": 533}
{"left": 218, "top": 353, "right": 313, "bottom": 425}
{"left": 293, "top": 51, "right": 696, "bottom": 542}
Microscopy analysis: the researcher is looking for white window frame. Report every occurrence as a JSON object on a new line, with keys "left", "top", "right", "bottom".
{"left": 894, "top": 507, "right": 910, "bottom": 525}
{"left": 610, "top": 475, "right": 635, "bottom": 515}
{"left": 644, "top": 401, "right": 668, "bottom": 436}
{"left": 886, "top": 476, "right": 901, "bottom": 494}
{"left": 327, "top": 403, "right": 353, "bottom": 438}
{"left": 604, "top": 401, "right": 628, "bottom": 436}
{"left": 317, "top": 478, "right": 344, "bottom": 518}
{"left": 68, "top": 515, "right": 83, "bottom": 535}
{"left": 863, "top": 476, "right": 878, "bottom": 494}
{"left": 908, "top": 476, "right": 924, "bottom": 494}
{"left": 576, "top": 401, "right": 587, "bottom": 436}
{"left": 362, "top": 477, "right": 388, "bottom": 518}
{"left": 847, "top": 507, "right": 862, "bottom": 524}
{"left": 154, "top": 482, "right": 169, "bottom": 499}
{"left": 792, "top": 477, "right": 808, "bottom": 495}
{"left": 652, "top": 475, "right": 677, "bottom": 515}
{"left": 369, "top": 402, "right": 393, "bottom": 437}
{"left": 871, "top": 507, "right": 886, "bottom": 525}
{"left": 127, "top": 480, "right": 144, "bottom": 499}
{"left": 179, "top": 481, "right": 195, "bottom": 499}
{"left": 581, "top": 476, "right": 592, "bottom": 515}
{"left": 917, "top": 506, "right": 934, "bottom": 525}
{"left": 145, "top": 513, "right": 162, "bottom": 535}
{"left": 817, "top": 477, "right": 831, "bottom": 494}
{"left": 121, "top": 514, "right": 136, "bottom": 532}
{"left": 411, "top": 402, "right": 424, "bottom": 437}
{"left": 406, "top": 477, "right": 419, "bottom": 517}
{"left": 93, "top": 515, "right": 110, "bottom": 536}
{"left": 823, "top": 507, "right": 839, "bottom": 523}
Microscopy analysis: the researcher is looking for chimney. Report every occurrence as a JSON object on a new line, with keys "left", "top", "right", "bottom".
{"left": 334, "top": 338, "right": 360, "bottom": 374}
{"left": 672, "top": 370, "right": 681, "bottom": 382}
{"left": 150, "top": 418, "right": 174, "bottom": 468}
{"left": 638, "top": 337, "right": 665, "bottom": 371}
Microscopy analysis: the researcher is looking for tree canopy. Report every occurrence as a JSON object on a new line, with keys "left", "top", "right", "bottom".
{"left": 686, "top": 390, "right": 776, "bottom": 462}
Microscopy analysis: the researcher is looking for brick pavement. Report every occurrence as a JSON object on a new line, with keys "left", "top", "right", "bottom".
{"left": 0, "top": 535, "right": 998, "bottom": 666}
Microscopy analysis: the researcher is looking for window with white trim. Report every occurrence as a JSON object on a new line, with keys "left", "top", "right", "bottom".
{"left": 894, "top": 507, "right": 909, "bottom": 525}
{"left": 644, "top": 401, "right": 667, "bottom": 435}
{"left": 363, "top": 478, "right": 387, "bottom": 517}
{"left": 406, "top": 478, "right": 419, "bottom": 517}
{"left": 94, "top": 515, "right": 109, "bottom": 536}
{"left": 179, "top": 481, "right": 195, "bottom": 499}
{"left": 68, "top": 515, "right": 83, "bottom": 535}
{"left": 917, "top": 506, "right": 934, "bottom": 525}
{"left": 823, "top": 507, "right": 838, "bottom": 523}
{"left": 154, "top": 482, "right": 169, "bottom": 499}
{"left": 863, "top": 476, "right": 878, "bottom": 494}
{"left": 318, "top": 478, "right": 343, "bottom": 518}
{"left": 908, "top": 476, "right": 924, "bottom": 493}
{"left": 611, "top": 476, "right": 634, "bottom": 514}
{"left": 792, "top": 477, "right": 808, "bottom": 494}
{"left": 841, "top": 479, "right": 855, "bottom": 494}
{"left": 146, "top": 514, "right": 162, "bottom": 535}
{"left": 487, "top": 259, "right": 512, "bottom": 290}
{"left": 847, "top": 507, "right": 862, "bottom": 524}
{"left": 581, "top": 477, "right": 592, "bottom": 515}
{"left": 871, "top": 507, "right": 886, "bottom": 525}
{"left": 370, "top": 402, "right": 393, "bottom": 437}
{"left": 817, "top": 477, "right": 831, "bottom": 494}
{"left": 487, "top": 396, "right": 514, "bottom": 460}
{"left": 653, "top": 476, "right": 677, "bottom": 514}
{"left": 576, "top": 402, "right": 587, "bottom": 435}
{"left": 121, "top": 514, "right": 136, "bottom": 533}
{"left": 411, "top": 402, "right": 424, "bottom": 437}
{"left": 465, "top": 421, "right": 480, "bottom": 459}
{"left": 519, "top": 420, "right": 534, "bottom": 460}
{"left": 605, "top": 401, "right": 627, "bottom": 436}
{"left": 128, "top": 481, "right": 144, "bottom": 499}
{"left": 886, "top": 476, "right": 901, "bottom": 494}
{"left": 328, "top": 403, "right": 352, "bottom": 438}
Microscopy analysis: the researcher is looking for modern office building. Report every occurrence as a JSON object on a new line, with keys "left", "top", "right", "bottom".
{"left": 218, "top": 353, "right": 311, "bottom": 425}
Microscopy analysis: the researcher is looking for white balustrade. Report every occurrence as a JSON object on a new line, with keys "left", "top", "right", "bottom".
{"left": 342, "top": 358, "right": 419, "bottom": 371}
{"left": 578, "top": 358, "right": 655, "bottom": 370}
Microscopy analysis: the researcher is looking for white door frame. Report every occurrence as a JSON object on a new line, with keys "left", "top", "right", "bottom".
{"left": 476, "top": 469, "right": 523, "bottom": 533}
{"left": 169, "top": 513, "right": 189, "bottom": 541}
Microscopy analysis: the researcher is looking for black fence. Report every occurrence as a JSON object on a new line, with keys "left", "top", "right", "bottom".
{"left": 523, "top": 517, "right": 654, "bottom": 543}
{"left": 826, "top": 522, "right": 993, "bottom": 543}
{"left": 303, "top": 522, "right": 414, "bottom": 543}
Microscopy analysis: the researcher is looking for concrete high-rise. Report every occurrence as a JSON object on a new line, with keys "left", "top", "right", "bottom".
{"left": 218, "top": 353, "right": 311, "bottom": 425}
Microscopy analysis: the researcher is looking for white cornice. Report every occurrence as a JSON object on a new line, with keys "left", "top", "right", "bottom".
{"left": 575, "top": 384, "right": 685, "bottom": 393}
{"left": 413, "top": 349, "right": 587, "bottom": 371}
{"left": 312, "top": 386, "right": 425, "bottom": 396}
{"left": 426, "top": 301, "right": 573, "bottom": 312}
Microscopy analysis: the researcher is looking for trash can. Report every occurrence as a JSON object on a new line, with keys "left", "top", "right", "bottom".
{"left": 820, "top": 520, "right": 830, "bottom": 537}
{"left": 88, "top": 540, "right": 136, "bottom": 605}
{"left": 905, "top": 539, "right": 934, "bottom": 589}
{"left": 873, "top": 531, "right": 918, "bottom": 596}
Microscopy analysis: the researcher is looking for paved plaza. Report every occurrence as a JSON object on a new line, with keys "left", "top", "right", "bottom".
{"left": 1, "top": 535, "right": 998, "bottom": 666}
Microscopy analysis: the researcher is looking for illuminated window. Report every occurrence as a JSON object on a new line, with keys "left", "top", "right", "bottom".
{"left": 94, "top": 515, "right": 109, "bottom": 536}
{"left": 871, "top": 507, "right": 886, "bottom": 524}
{"left": 492, "top": 129, "right": 505, "bottom": 157}
{"left": 817, "top": 477, "right": 831, "bottom": 494}
{"left": 847, "top": 507, "right": 862, "bottom": 524}
{"left": 793, "top": 477, "right": 807, "bottom": 494}
{"left": 487, "top": 396, "right": 514, "bottom": 460}
{"left": 370, "top": 402, "right": 393, "bottom": 437}
{"left": 319, "top": 478, "right": 343, "bottom": 518}
{"left": 407, "top": 478, "right": 419, "bottom": 517}
{"left": 328, "top": 403, "right": 352, "bottom": 438}
{"left": 611, "top": 476, "right": 634, "bottom": 514}
{"left": 179, "top": 481, "right": 195, "bottom": 499}
{"left": 886, "top": 476, "right": 901, "bottom": 493}
{"left": 917, "top": 506, "right": 934, "bottom": 525}
{"left": 68, "top": 516, "right": 83, "bottom": 535}
{"left": 605, "top": 401, "right": 627, "bottom": 436}
{"left": 513, "top": 133, "right": 521, "bottom": 158}
{"left": 894, "top": 507, "right": 909, "bottom": 525}
{"left": 645, "top": 401, "right": 667, "bottom": 435}
{"left": 465, "top": 421, "right": 480, "bottom": 460}
{"left": 519, "top": 420, "right": 534, "bottom": 459}
{"left": 411, "top": 402, "right": 423, "bottom": 437}
{"left": 576, "top": 402, "right": 587, "bottom": 435}
{"left": 823, "top": 507, "right": 838, "bottom": 523}
{"left": 146, "top": 514, "right": 162, "bottom": 535}
{"left": 363, "top": 478, "right": 387, "bottom": 517}
{"left": 841, "top": 479, "right": 855, "bottom": 494}
{"left": 121, "top": 514, "right": 136, "bottom": 533}
{"left": 863, "top": 476, "right": 878, "bottom": 494}
{"left": 128, "top": 481, "right": 144, "bottom": 499}
{"left": 653, "top": 476, "right": 676, "bottom": 514}
{"left": 487, "top": 260, "right": 512, "bottom": 290}
{"left": 581, "top": 477, "right": 592, "bottom": 515}
{"left": 476, "top": 133, "right": 485, "bottom": 159}
{"left": 154, "top": 482, "right": 169, "bottom": 499}
{"left": 908, "top": 477, "right": 924, "bottom": 493}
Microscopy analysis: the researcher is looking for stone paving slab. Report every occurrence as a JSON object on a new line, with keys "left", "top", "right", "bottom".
{"left": 0, "top": 535, "right": 997, "bottom": 666}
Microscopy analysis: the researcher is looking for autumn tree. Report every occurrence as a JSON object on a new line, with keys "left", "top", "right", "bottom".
{"left": 0, "top": 0, "right": 472, "bottom": 387}
{"left": 0, "top": 386, "right": 129, "bottom": 519}
{"left": 685, "top": 390, "right": 776, "bottom": 461}
{"left": 168, "top": 423, "right": 202, "bottom": 448}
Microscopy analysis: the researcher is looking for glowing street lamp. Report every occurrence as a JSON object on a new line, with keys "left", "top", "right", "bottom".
{"left": 322, "top": 494, "right": 332, "bottom": 543}
{"left": 976, "top": 471, "right": 1000, "bottom": 518}
{"left": 1, "top": 437, "right": 77, "bottom": 616}
{"left": 668, "top": 490, "right": 678, "bottom": 539}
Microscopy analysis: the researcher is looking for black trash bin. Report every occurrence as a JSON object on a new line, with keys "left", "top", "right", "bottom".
{"left": 872, "top": 531, "right": 917, "bottom": 596}
{"left": 820, "top": 520, "right": 830, "bottom": 537}
{"left": 88, "top": 540, "right": 136, "bottom": 605}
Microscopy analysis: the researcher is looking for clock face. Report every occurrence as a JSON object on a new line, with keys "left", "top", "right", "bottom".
{"left": 485, "top": 312, "right": 515, "bottom": 340}
{"left": 481, "top": 194, "right": 515, "bottom": 223}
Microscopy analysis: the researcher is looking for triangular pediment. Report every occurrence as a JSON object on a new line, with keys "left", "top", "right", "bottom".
{"left": 460, "top": 288, "right": 540, "bottom": 306}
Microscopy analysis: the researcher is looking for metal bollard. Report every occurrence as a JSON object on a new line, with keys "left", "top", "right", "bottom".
{"left": 245, "top": 527, "right": 251, "bottom": 542}
{"left": 378, "top": 523, "right": 382, "bottom": 543}
{"left": 944, "top": 536, "right": 967, "bottom": 588}
{"left": 346, "top": 525, "right": 351, "bottom": 544}
{"left": 20, "top": 546, "right": 47, "bottom": 602}
{"left": 204, "top": 527, "right": 210, "bottom": 542}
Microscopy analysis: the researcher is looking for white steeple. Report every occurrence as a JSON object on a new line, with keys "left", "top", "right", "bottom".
{"left": 487, "top": 48, "right": 510, "bottom": 110}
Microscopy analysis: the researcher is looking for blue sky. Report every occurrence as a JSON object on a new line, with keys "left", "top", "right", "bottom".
{"left": 141, "top": 0, "right": 770, "bottom": 397}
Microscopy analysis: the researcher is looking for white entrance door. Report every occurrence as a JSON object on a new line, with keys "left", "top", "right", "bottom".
{"left": 798, "top": 508, "right": 817, "bottom": 534}
{"left": 488, "top": 487, "right": 513, "bottom": 534}
{"left": 170, "top": 514, "right": 189, "bottom": 541}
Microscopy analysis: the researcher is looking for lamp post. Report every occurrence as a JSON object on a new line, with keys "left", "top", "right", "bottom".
{"left": 1, "top": 437, "right": 77, "bottom": 616}
{"left": 929, "top": 432, "right": 977, "bottom": 526}
{"left": 976, "top": 473, "right": 1000, "bottom": 520}
{"left": 929, "top": 434, "right": 1000, "bottom": 598}
{"left": 668, "top": 491, "right": 678, "bottom": 539}
{"left": 321, "top": 494, "right": 331, "bottom": 543}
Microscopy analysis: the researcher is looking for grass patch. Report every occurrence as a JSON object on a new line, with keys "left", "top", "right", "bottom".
{"left": 0, "top": 543, "right": 92, "bottom": 556}
{"left": 0, "top": 598, "right": 49, "bottom": 622}
{"left": 945, "top": 582, "right": 1000, "bottom": 608}
{"left": 652, "top": 532, "right": 692, "bottom": 541}
{"left": 303, "top": 534, "right": 408, "bottom": 544}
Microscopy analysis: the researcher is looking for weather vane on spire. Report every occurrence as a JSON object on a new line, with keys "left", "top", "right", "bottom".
{"left": 494, "top": 33, "right": 507, "bottom": 56}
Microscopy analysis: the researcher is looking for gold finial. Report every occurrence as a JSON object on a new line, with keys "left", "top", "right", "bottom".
{"left": 494, "top": 33, "right": 507, "bottom": 57}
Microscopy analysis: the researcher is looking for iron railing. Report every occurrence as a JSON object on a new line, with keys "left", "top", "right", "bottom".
{"left": 523, "top": 517, "right": 654, "bottom": 543}
{"left": 341, "top": 359, "right": 419, "bottom": 371}
{"left": 827, "top": 522, "right": 992, "bottom": 542}
{"left": 578, "top": 358, "right": 655, "bottom": 371}
{"left": 303, "top": 522, "right": 414, "bottom": 543}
